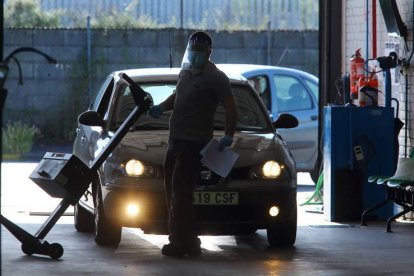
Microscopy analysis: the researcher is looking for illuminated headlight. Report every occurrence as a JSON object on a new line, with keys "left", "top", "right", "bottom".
{"left": 125, "top": 159, "right": 145, "bottom": 176}
{"left": 126, "top": 203, "right": 140, "bottom": 217}
{"left": 269, "top": 206, "right": 280, "bottom": 217}
{"left": 262, "top": 161, "right": 283, "bottom": 178}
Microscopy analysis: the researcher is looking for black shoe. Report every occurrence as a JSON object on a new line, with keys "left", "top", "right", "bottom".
{"left": 161, "top": 243, "right": 186, "bottom": 257}
{"left": 161, "top": 241, "right": 202, "bottom": 257}
{"left": 185, "top": 238, "right": 202, "bottom": 257}
{"left": 186, "top": 244, "right": 201, "bottom": 257}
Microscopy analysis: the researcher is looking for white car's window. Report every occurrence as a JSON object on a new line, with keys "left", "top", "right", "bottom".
{"left": 304, "top": 78, "right": 319, "bottom": 100}
{"left": 273, "top": 75, "right": 312, "bottom": 112}
{"left": 247, "top": 75, "right": 271, "bottom": 111}
{"left": 110, "top": 82, "right": 272, "bottom": 132}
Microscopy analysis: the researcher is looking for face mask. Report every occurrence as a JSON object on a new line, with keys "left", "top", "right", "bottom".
{"left": 188, "top": 51, "right": 206, "bottom": 69}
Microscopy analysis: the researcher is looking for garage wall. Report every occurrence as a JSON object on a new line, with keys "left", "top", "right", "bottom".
{"left": 343, "top": 0, "right": 414, "bottom": 157}
{"left": 3, "top": 28, "right": 318, "bottom": 140}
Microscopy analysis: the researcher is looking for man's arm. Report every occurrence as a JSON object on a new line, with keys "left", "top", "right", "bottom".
{"left": 222, "top": 96, "right": 238, "bottom": 137}
{"left": 158, "top": 93, "right": 176, "bottom": 112}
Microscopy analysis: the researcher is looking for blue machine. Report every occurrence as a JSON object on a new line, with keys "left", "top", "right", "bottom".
{"left": 323, "top": 52, "right": 400, "bottom": 222}
{"left": 323, "top": 106, "right": 396, "bottom": 221}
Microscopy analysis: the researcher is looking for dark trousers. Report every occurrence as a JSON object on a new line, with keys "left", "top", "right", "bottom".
{"left": 163, "top": 138, "right": 205, "bottom": 245}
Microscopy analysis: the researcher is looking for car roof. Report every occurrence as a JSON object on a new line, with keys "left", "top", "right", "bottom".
{"left": 112, "top": 67, "right": 248, "bottom": 84}
{"left": 216, "top": 63, "right": 319, "bottom": 82}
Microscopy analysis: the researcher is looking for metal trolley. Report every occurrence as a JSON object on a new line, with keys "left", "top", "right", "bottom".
{"left": 0, "top": 73, "right": 151, "bottom": 259}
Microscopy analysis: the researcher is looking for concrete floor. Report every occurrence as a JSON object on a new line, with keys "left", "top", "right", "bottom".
{"left": 2, "top": 163, "right": 414, "bottom": 275}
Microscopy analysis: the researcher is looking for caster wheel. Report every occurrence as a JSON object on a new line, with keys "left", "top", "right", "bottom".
{"left": 49, "top": 243, "right": 64, "bottom": 259}
{"left": 21, "top": 243, "right": 36, "bottom": 256}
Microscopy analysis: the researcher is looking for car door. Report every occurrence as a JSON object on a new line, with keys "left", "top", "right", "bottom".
{"left": 270, "top": 74, "right": 318, "bottom": 170}
{"left": 73, "top": 76, "right": 114, "bottom": 166}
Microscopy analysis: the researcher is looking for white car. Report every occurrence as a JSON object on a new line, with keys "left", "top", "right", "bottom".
{"left": 217, "top": 64, "right": 320, "bottom": 182}
{"left": 73, "top": 67, "right": 298, "bottom": 247}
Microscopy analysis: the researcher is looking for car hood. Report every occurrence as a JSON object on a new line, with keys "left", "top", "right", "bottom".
{"left": 111, "top": 130, "right": 293, "bottom": 168}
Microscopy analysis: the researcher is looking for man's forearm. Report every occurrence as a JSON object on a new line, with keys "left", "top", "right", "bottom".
{"left": 159, "top": 93, "right": 176, "bottom": 111}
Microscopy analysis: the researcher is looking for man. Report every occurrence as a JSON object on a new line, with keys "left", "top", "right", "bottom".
{"left": 148, "top": 31, "right": 238, "bottom": 257}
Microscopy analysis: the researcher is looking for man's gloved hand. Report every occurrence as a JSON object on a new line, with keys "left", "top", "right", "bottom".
{"left": 148, "top": 105, "right": 163, "bottom": 119}
{"left": 218, "top": 135, "right": 233, "bottom": 151}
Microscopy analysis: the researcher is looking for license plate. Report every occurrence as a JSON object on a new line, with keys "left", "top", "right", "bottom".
{"left": 193, "top": 191, "right": 238, "bottom": 205}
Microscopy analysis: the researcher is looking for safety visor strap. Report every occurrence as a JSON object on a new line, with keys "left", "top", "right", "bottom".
{"left": 188, "top": 39, "right": 210, "bottom": 52}
{"left": 188, "top": 43, "right": 209, "bottom": 52}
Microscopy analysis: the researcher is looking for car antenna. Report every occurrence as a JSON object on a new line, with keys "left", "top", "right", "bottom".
{"left": 169, "top": 28, "right": 173, "bottom": 69}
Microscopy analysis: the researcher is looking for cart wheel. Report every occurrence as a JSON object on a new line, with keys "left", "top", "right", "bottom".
{"left": 21, "top": 243, "right": 36, "bottom": 256}
{"left": 48, "top": 243, "right": 64, "bottom": 259}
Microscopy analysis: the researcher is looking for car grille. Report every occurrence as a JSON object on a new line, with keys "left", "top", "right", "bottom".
{"left": 197, "top": 165, "right": 251, "bottom": 187}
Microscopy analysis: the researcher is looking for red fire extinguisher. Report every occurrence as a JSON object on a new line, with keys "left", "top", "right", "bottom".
{"left": 350, "top": 49, "right": 365, "bottom": 100}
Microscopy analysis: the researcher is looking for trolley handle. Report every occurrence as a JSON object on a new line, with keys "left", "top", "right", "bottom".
{"left": 118, "top": 72, "right": 150, "bottom": 108}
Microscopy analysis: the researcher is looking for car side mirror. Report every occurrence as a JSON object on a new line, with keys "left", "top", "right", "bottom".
{"left": 272, "top": 113, "right": 299, "bottom": 129}
{"left": 78, "top": 110, "right": 105, "bottom": 127}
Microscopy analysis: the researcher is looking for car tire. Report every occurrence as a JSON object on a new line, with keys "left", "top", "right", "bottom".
{"left": 310, "top": 160, "right": 322, "bottom": 184}
{"left": 94, "top": 184, "right": 122, "bottom": 247}
{"left": 74, "top": 202, "right": 94, "bottom": 233}
{"left": 267, "top": 210, "right": 297, "bottom": 247}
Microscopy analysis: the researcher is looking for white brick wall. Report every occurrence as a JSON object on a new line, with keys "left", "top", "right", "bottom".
{"left": 344, "top": 0, "right": 414, "bottom": 157}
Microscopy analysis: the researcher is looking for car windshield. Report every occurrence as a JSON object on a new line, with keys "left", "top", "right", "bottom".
{"left": 110, "top": 81, "right": 272, "bottom": 132}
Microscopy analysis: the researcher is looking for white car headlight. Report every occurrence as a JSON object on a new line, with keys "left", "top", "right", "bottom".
{"left": 125, "top": 159, "right": 145, "bottom": 176}
{"left": 262, "top": 161, "right": 283, "bottom": 178}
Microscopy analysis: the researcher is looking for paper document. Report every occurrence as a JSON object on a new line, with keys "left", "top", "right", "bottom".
{"left": 200, "top": 139, "right": 239, "bottom": 177}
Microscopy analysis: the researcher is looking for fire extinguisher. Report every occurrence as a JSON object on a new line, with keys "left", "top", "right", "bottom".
{"left": 350, "top": 49, "right": 365, "bottom": 100}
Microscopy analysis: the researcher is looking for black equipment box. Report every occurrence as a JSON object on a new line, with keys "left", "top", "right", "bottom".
{"left": 30, "top": 152, "right": 92, "bottom": 201}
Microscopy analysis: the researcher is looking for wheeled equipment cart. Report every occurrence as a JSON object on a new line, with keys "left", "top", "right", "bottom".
{"left": 0, "top": 73, "right": 151, "bottom": 259}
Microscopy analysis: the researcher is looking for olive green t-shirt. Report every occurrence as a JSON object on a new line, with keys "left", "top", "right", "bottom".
{"left": 169, "top": 62, "right": 233, "bottom": 143}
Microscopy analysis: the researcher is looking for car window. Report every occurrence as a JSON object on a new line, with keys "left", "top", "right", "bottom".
{"left": 273, "top": 75, "right": 312, "bottom": 112}
{"left": 304, "top": 78, "right": 319, "bottom": 100}
{"left": 247, "top": 75, "right": 271, "bottom": 110}
{"left": 89, "top": 76, "right": 114, "bottom": 117}
{"left": 216, "top": 84, "right": 272, "bottom": 131}
{"left": 109, "top": 82, "right": 272, "bottom": 132}
{"left": 110, "top": 83, "right": 175, "bottom": 130}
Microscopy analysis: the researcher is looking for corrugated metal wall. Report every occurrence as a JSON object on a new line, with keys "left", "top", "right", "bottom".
{"left": 38, "top": 0, "right": 318, "bottom": 30}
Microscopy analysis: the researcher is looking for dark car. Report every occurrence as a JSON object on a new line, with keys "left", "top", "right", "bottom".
{"left": 73, "top": 67, "right": 298, "bottom": 247}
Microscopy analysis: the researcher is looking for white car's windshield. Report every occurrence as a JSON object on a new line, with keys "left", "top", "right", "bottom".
{"left": 110, "top": 82, "right": 272, "bottom": 132}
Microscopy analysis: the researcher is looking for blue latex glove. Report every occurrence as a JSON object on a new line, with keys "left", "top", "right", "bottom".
{"left": 148, "top": 105, "right": 163, "bottom": 119}
{"left": 218, "top": 135, "right": 233, "bottom": 151}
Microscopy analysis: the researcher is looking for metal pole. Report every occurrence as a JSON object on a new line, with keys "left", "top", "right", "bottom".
{"left": 87, "top": 16, "right": 92, "bottom": 101}
{"left": 267, "top": 0, "right": 271, "bottom": 65}
{"left": 267, "top": 21, "right": 271, "bottom": 65}
{"left": 0, "top": 0, "right": 5, "bottom": 269}
{"left": 0, "top": 0, "right": 3, "bottom": 61}
{"left": 180, "top": 0, "right": 183, "bottom": 29}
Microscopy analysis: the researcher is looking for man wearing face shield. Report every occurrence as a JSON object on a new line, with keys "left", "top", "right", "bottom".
{"left": 148, "top": 31, "right": 238, "bottom": 257}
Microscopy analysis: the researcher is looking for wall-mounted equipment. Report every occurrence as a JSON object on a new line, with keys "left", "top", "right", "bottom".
{"left": 379, "top": 0, "right": 407, "bottom": 38}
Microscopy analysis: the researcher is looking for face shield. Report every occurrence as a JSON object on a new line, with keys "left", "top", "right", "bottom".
{"left": 181, "top": 39, "right": 211, "bottom": 70}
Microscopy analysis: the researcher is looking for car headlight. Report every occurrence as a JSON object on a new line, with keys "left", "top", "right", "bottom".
{"left": 250, "top": 160, "right": 286, "bottom": 179}
{"left": 125, "top": 159, "right": 145, "bottom": 176}
{"left": 121, "top": 159, "right": 160, "bottom": 178}
{"left": 262, "top": 161, "right": 282, "bottom": 178}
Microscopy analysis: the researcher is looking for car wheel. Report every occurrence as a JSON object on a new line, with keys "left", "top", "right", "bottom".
{"left": 94, "top": 184, "right": 122, "bottom": 247}
{"left": 267, "top": 211, "right": 297, "bottom": 247}
{"left": 310, "top": 160, "right": 322, "bottom": 184}
{"left": 74, "top": 202, "right": 94, "bottom": 233}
